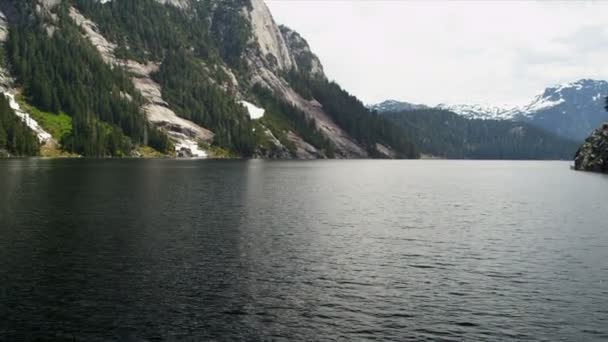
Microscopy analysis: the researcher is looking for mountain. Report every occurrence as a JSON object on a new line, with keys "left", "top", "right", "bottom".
{"left": 0, "top": 0, "right": 418, "bottom": 159}
{"left": 372, "top": 79, "right": 608, "bottom": 142}
{"left": 369, "top": 100, "right": 428, "bottom": 113}
{"left": 382, "top": 109, "right": 579, "bottom": 160}
{"left": 513, "top": 79, "right": 608, "bottom": 141}
{"left": 436, "top": 103, "right": 517, "bottom": 121}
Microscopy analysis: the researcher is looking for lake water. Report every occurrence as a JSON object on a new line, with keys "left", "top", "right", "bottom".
{"left": 0, "top": 159, "right": 607, "bottom": 341}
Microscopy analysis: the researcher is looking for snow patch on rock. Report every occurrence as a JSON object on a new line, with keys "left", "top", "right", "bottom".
{"left": 249, "top": 56, "right": 367, "bottom": 158}
{"left": 5, "top": 92, "right": 52, "bottom": 143}
{"left": 240, "top": 101, "right": 265, "bottom": 120}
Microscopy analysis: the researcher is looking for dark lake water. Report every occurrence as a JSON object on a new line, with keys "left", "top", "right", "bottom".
{"left": 1, "top": 159, "right": 607, "bottom": 341}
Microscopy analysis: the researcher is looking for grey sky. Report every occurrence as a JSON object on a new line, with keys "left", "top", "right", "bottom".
{"left": 265, "top": 0, "right": 608, "bottom": 106}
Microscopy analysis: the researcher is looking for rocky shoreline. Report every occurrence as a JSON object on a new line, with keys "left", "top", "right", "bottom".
{"left": 574, "top": 123, "right": 608, "bottom": 173}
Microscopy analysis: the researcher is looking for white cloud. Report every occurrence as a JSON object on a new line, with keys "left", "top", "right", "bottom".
{"left": 265, "top": 0, "right": 608, "bottom": 106}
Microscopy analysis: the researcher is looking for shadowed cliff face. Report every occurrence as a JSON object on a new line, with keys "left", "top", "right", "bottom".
{"left": 575, "top": 123, "right": 608, "bottom": 173}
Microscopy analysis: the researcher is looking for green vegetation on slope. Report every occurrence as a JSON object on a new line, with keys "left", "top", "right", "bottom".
{"left": 18, "top": 97, "right": 72, "bottom": 141}
{"left": 74, "top": 0, "right": 257, "bottom": 155}
{"left": 253, "top": 84, "right": 335, "bottom": 157}
{"left": 6, "top": 1, "right": 171, "bottom": 157}
{"left": 285, "top": 71, "right": 418, "bottom": 158}
{"left": 73, "top": 0, "right": 251, "bottom": 70}
{"left": 382, "top": 109, "right": 579, "bottom": 160}
{"left": 0, "top": 95, "right": 39, "bottom": 156}
{"left": 152, "top": 51, "right": 256, "bottom": 156}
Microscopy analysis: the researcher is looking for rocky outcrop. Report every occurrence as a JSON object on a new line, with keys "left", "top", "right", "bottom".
{"left": 243, "top": 1, "right": 368, "bottom": 158}
{"left": 279, "top": 26, "right": 324, "bottom": 78}
{"left": 246, "top": 0, "right": 296, "bottom": 72}
{"left": 574, "top": 123, "right": 608, "bottom": 173}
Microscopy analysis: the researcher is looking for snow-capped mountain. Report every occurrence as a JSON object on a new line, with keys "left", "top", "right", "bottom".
{"left": 436, "top": 103, "right": 517, "bottom": 120}
{"left": 371, "top": 79, "right": 608, "bottom": 141}
{"left": 369, "top": 100, "right": 428, "bottom": 113}
{"left": 511, "top": 79, "right": 608, "bottom": 141}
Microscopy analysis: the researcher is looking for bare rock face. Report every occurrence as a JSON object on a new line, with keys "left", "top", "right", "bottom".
{"left": 287, "top": 131, "right": 322, "bottom": 159}
{"left": 243, "top": 0, "right": 368, "bottom": 158}
{"left": 375, "top": 143, "right": 397, "bottom": 159}
{"left": 154, "top": 0, "right": 191, "bottom": 9}
{"left": 247, "top": 0, "right": 296, "bottom": 71}
{"left": 249, "top": 60, "right": 367, "bottom": 158}
{"left": 574, "top": 123, "right": 608, "bottom": 173}
{"left": 279, "top": 26, "right": 324, "bottom": 78}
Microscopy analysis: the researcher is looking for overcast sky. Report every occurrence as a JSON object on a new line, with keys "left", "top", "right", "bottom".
{"left": 265, "top": 0, "right": 608, "bottom": 107}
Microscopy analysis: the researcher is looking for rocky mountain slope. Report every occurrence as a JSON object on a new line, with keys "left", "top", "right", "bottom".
{"left": 0, "top": 0, "right": 417, "bottom": 159}
{"left": 574, "top": 123, "right": 608, "bottom": 173}
{"left": 372, "top": 79, "right": 608, "bottom": 142}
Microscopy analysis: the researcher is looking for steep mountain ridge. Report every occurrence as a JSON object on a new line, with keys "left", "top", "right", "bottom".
{"left": 0, "top": 0, "right": 416, "bottom": 158}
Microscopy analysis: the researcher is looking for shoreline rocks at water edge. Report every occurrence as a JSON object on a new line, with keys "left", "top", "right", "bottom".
{"left": 574, "top": 123, "right": 608, "bottom": 173}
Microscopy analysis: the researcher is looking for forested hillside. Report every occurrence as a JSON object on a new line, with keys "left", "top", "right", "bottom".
{"left": 383, "top": 109, "right": 578, "bottom": 159}
{"left": 285, "top": 72, "right": 418, "bottom": 158}
{"left": 6, "top": 1, "right": 171, "bottom": 156}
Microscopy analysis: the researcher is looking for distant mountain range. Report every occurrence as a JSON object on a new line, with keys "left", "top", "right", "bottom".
{"left": 382, "top": 109, "right": 579, "bottom": 160}
{"left": 370, "top": 79, "right": 608, "bottom": 141}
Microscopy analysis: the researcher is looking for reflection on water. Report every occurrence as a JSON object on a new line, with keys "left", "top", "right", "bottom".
{"left": 0, "top": 159, "right": 607, "bottom": 340}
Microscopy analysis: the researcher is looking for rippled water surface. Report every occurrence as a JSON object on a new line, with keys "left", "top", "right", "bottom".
{"left": 1, "top": 159, "right": 607, "bottom": 341}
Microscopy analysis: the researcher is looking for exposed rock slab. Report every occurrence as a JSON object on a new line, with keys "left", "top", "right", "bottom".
{"left": 287, "top": 131, "right": 321, "bottom": 160}
{"left": 280, "top": 25, "right": 324, "bottom": 78}
{"left": 250, "top": 62, "right": 368, "bottom": 158}
{"left": 247, "top": 0, "right": 296, "bottom": 71}
{"left": 375, "top": 143, "right": 397, "bottom": 159}
{"left": 243, "top": 0, "right": 368, "bottom": 158}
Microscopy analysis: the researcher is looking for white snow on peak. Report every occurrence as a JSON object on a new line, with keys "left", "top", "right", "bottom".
{"left": 4, "top": 92, "right": 52, "bottom": 143}
{"left": 240, "top": 101, "right": 265, "bottom": 120}
{"left": 437, "top": 79, "right": 606, "bottom": 120}
{"left": 515, "top": 95, "right": 565, "bottom": 117}
{"left": 436, "top": 103, "right": 517, "bottom": 120}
